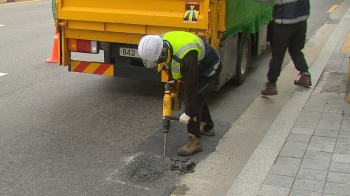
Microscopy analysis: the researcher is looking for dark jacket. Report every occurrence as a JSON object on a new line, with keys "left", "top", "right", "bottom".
{"left": 181, "top": 50, "right": 199, "bottom": 117}
{"left": 197, "top": 37, "right": 220, "bottom": 77}
{"left": 180, "top": 47, "right": 220, "bottom": 117}
{"left": 274, "top": 0, "right": 310, "bottom": 24}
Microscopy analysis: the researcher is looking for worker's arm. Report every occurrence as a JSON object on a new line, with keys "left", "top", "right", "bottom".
{"left": 181, "top": 50, "right": 199, "bottom": 117}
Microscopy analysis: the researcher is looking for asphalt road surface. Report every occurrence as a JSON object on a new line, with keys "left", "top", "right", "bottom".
{"left": 0, "top": 0, "right": 345, "bottom": 195}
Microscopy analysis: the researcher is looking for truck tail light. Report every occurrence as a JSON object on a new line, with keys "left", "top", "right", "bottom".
{"left": 68, "top": 39, "right": 99, "bottom": 54}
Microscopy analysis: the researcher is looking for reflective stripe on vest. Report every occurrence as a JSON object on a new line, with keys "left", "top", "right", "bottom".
{"left": 162, "top": 32, "right": 205, "bottom": 80}
{"left": 274, "top": 15, "right": 309, "bottom": 24}
{"left": 275, "top": 0, "right": 299, "bottom": 4}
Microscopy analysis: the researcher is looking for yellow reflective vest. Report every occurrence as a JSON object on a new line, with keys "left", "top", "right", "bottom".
{"left": 162, "top": 31, "right": 205, "bottom": 80}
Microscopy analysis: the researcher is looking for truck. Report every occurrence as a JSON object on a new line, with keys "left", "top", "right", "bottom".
{"left": 54, "top": 0, "right": 273, "bottom": 90}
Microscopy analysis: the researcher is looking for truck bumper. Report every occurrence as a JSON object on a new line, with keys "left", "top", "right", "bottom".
{"left": 69, "top": 60, "right": 169, "bottom": 82}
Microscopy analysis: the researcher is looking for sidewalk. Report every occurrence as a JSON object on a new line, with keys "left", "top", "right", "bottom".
{"left": 226, "top": 8, "right": 350, "bottom": 196}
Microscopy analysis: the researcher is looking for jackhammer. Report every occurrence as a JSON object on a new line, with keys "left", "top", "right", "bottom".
{"left": 162, "top": 81, "right": 195, "bottom": 157}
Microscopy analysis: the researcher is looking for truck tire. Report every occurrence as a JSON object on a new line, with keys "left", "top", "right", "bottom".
{"left": 232, "top": 34, "right": 251, "bottom": 85}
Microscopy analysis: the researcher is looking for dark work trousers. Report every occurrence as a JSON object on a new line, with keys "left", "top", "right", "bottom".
{"left": 187, "top": 63, "right": 222, "bottom": 138}
{"left": 268, "top": 20, "right": 309, "bottom": 83}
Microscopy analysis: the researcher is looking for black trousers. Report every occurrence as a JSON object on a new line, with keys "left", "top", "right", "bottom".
{"left": 187, "top": 63, "right": 222, "bottom": 137}
{"left": 268, "top": 21, "right": 309, "bottom": 83}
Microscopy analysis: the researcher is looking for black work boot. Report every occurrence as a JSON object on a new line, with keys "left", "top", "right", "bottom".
{"left": 261, "top": 82, "right": 277, "bottom": 96}
{"left": 294, "top": 73, "right": 312, "bottom": 87}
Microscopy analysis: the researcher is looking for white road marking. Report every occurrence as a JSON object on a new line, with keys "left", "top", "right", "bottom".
{"left": 0, "top": 24, "right": 5, "bottom": 27}
{"left": 0, "top": 72, "right": 8, "bottom": 77}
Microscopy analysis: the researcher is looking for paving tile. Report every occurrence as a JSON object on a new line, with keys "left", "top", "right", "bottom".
{"left": 334, "top": 144, "right": 350, "bottom": 155}
{"left": 327, "top": 171, "right": 350, "bottom": 184}
{"left": 327, "top": 95, "right": 346, "bottom": 104}
{"left": 313, "top": 129, "right": 338, "bottom": 138}
{"left": 324, "top": 103, "right": 345, "bottom": 114}
{"left": 334, "top": 46, "right": 342, "bottom": 53}
{"left": 341, "top": 57, "right": 349, "bottom": 63}
{"left": 296, "top": 168, "right": 327, "bottom": 181}
{"left": 340, "top": 68, "right": 349, "bottom": 73}
{"left": 300, "top": 158, "right": 330, "bottom": 171}
{"left": 339, "top": 58, "right": 349, "bottom": 64}
{"left": 292, "top": 178, "right": 325, "bottom": 192}
{"left": 341, "top": 119, "right": 350, "bottom": 131}
{"left": 304, "top": 150, "right": 332, "bottom": 162}
{"left": 279, "top": 141, "right": 308, "bottom": 157}
{"left": 303, "top": 105, "right": 325, "bottom": 112}
{"left": 330, "top": 162, "right": 350, "bottom": 174}
{"left": 269, "top": 156, "right": 302, "bottom": 177}
{"left": 316, "top": 119, "right": 342, "bottom": 130}
{"left": 285, "top": 141, "right": 309, "bottom": 149}
{"left": 324, "top": 182, "right": 350, "bottom": 195}
{"left": 323, "top": 194, "right": 341, "bottom": 196}
{"left": 297, "top": 111, "right": 322, "bottom": 123}
{"left": 294, "top": 121, "right": 318, "bottom": 130}
{"left": 327, "top": 65, "right": 341, "bottom": 71}
{"left": 310, "top": 136, "right": 337, "bottom": 145}
{"left": 330, "top": 53, "right": 346, "bottom": 58}
{"left": 338, "top": 131, "right": 350, "bottom": 139}
{"left": 332, "top": 153, "right": 350, "bottom": 164}
{"left": 279, "top": 147, "right": 306, "bottom": 158}
{"left": 287, "top": 134, "right": 312, "bottom": 143}
{"left": 289, "top": 189, "right": 322, "bottom": 196}
{"left": 341, "top": 61, "right": 349, "bottom": 67}
{"left": 257, "top": 184, "right": 290, "bottom": 196}
{"left": 263, "top": 174, "right": 294, "bottom": 188}
{"left": 314, "top": 86, "right": 322, "bottom": 92}
{"left": 321, "top": 112, "right": 344, "bottom": 120}
{"left": 336, "top": 138, "right": 350, "bottom": 146}
{"left": 305, "top": 97, "right": 327, "bottom": 105}
{"left": 327, "top": 62, "right": 343, "bottom": 67}
{"left": 328, "top": 59, "right": 344, "bottom": 64}
{"left": 340, "top": 66, "right": 350, "bottom": 72}
{"left": 291, "top": 127, "right": 315, "bottom": 135}
{"left": 308, "top": 94, "right": 328, "bottom": 104}
{"left": 307, "top": 142, "right": 335, "bottom": 153}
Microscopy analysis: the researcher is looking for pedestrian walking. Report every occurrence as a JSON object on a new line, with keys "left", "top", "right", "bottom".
{"left": 261, "top": 0, "right": 312, "bottom": 96}
{"left": 137, "top": 31, "right": 221, "bottom": 156}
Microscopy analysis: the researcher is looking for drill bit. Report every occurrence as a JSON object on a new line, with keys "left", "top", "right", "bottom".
{"left": 163, "top": 132, "right": 168, "bottom": 157}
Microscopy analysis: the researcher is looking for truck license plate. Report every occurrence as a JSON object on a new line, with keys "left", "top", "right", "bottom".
{"left": 119, "top": 47, "right": 139, "bottom": 58}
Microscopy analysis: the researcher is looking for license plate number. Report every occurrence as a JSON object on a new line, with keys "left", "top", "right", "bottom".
{"left": 119, "top": 47, "right": 139, "bottom": 58}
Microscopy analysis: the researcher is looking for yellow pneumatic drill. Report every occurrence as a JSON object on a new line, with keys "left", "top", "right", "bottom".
{"left": 162, "top": 81, "right": 181, "bottom": 157}
{"left": 162, "top": 80, "right": 196, "bottom": 157}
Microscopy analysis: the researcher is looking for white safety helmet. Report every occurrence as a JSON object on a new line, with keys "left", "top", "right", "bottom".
{"left": 138, "top": 35, "right": 164, "bottom": 68}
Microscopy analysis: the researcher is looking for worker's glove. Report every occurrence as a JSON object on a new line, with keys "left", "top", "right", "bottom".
{"left": 179, "top": 113, "right": 191, "bottom": 124}
{"left": 166, "top": 80, "right": 176, "bottom": 87}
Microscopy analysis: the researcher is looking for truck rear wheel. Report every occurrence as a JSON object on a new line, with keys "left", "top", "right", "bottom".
{"left": 232, "top": 34, "right": 251, "bottom": 85}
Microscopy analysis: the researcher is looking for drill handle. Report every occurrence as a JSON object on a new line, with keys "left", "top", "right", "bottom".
{"left": 164, "top": 115, "right": 196, "bottom": 122}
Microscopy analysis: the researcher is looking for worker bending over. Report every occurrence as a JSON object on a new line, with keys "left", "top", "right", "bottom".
{"left": 138, "top": 31, "right": 222, "bottom": 156}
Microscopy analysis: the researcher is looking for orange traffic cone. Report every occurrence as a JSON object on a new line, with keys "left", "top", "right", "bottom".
{"left": 46, "top": 30, "right": 59, "bottom": 63}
